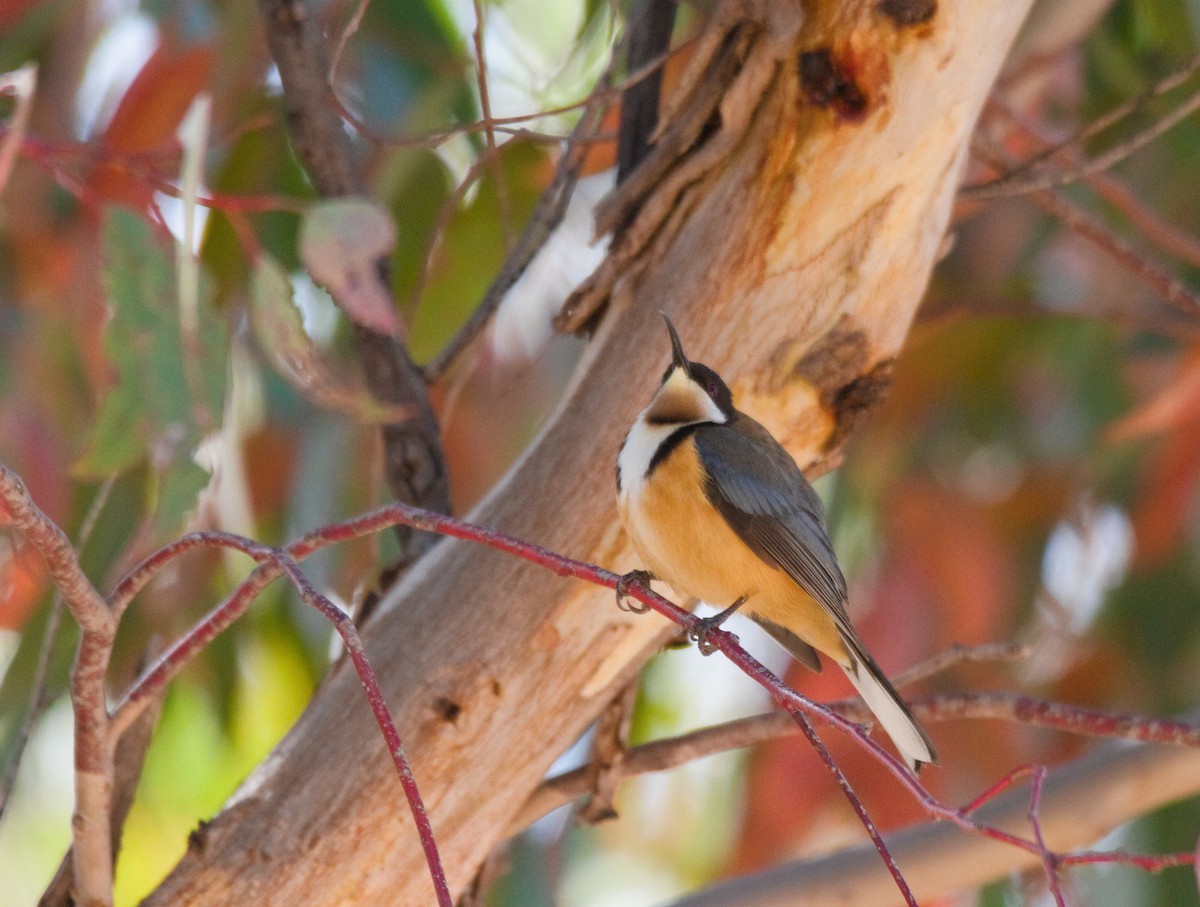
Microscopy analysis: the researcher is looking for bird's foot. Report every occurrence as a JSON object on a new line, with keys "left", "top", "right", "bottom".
{"left": 688, "top": 596, "right": 746, "bottom": 655}
{"left": 615, "top": 570, "right": 655, "bottom": 613}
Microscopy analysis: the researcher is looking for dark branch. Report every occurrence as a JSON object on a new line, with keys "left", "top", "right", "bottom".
{"left": 618, "top": 0, "right": 677, "bottom": 182}
{"left": 257, "top": 0, "right": 451, "bottom": 562}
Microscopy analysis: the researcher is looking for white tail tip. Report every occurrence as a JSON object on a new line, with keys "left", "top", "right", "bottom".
{"left": 841, "top": 658, "right": 937, "bottom": 773}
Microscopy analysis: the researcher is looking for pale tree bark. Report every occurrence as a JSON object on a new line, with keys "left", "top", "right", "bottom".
{"left": 145, "top": 1, "right": 1033, "bottom": 902}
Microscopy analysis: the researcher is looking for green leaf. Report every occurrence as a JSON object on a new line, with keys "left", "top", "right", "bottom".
{"left": 75, "top": 208, "right": 227, "bottom": 531}
{"left": 406, "top": 137, "right": 549, "bottom": 363}
{"left": 200, "top": 99, "right": 312, "bottom": 301}
{"left": 251, "top": 253, "right": 410, "bottom": 422}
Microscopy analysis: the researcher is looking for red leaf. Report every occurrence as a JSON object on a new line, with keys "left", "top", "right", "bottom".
{"left": 89, "top": 42, "right": 214, "bottom": 207}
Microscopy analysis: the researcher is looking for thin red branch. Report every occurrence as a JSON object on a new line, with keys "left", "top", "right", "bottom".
{"left": 1060, "top": 849, "right": 1194, "bottom": 872}
{"left": 790, "top": 708, "right": 917, "bottom": 905}
{"left": 916, "top": 691, "right": 1200, "bottom": 746}
{"left": 109, "top": 504, "right": 444, "bottom": 735}
{"left": 268, "top": 547, "right": 451, "bottom": 907}
{"left": 1028, "top": 765, "right": 1065, "bottom": 906}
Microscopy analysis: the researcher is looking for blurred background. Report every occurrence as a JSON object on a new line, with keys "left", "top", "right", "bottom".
{"left": 0, "top": 0, "right": 1199, "bottom": 904}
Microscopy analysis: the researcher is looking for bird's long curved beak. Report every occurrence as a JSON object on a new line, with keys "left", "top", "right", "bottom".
{"left": 662, "top": 314, "right": 691, "bottom": 375}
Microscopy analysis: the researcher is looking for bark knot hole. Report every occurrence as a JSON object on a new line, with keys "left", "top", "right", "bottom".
{"left": 798, "top": 49, "right": 868, "bottom": 121}
{"left": 433, "top": 696, "right": 463, "bottom": 724}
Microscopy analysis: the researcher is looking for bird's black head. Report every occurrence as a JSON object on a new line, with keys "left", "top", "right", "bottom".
{"left": 647, "top": 316, "right": 736, "bottom": 425}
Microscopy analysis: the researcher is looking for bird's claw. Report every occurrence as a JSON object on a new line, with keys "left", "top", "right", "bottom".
{"left": 615, "top": 570, "right": 655, "bottom": 613}
{"left": 688, "top": 614, "right": 735, "bottom": 655}
{"left": 687, "top": 596, "right": 746, "bottom": 655}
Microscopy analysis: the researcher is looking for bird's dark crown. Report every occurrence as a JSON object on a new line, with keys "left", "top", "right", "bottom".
{"left": 659, "top": 359, "right": 735, "bottom": 419}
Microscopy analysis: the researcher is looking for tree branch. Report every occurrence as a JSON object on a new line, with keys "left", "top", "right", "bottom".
{"left": 257, "top": 0, "right": 450, "bottom": 560}
{"left": 0, "top": 466, "right": 115, "bottom": 906}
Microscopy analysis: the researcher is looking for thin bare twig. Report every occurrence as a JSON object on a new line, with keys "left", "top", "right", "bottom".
{"left": 791, "top": 707, "right": 918, "bottom": 906}
{"left": 1088, "top": 170, "right": 1200, "bottom": 269}
{"left": 1031, "top": 187, "right": 1200, "bottom": 318}
{"left": 964, "top": 53, "right": 1200, "bottom": 199}
{"left": 342, "top": 36, "right": 692, "bottom": 153}
{"left": 971, "top": 134, "right": 1200, "bottom": 319}
{"left": 422, "top": 81, "right": 612, "bottom": 382}
{"left": 470, "top": 0, "right": 515, "bottom": 249}
{"left": 893, "top": 641, "right": 1028, "bottom": 687}
{"left": 1028, "top": 765, "right": 1065, "bottom": 906}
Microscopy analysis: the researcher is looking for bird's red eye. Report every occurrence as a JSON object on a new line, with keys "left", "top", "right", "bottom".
{"left": 707, "top": 381, "right": 719, "bottom": 396}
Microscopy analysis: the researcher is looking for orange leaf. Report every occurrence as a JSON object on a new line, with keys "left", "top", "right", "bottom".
{"left": 0, "top": 539, "right": 47, "bottom": 630}
{"left": 90, "top": 42, "right": 214, "bottom": 207}
{"left": 1131, "top": 425, "right": 1200, "bottom": 568}
{"left": 1108, "top": 348, "right": 1200, "bottom": 443}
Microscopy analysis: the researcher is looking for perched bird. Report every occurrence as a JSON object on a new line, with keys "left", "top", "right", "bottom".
{"left": 616, "top": 316, "right": 937, "bottom": 772}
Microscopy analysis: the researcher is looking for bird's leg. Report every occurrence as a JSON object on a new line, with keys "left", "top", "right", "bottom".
{"left": 689, "top": 597, "right": 746, "bottom": 655}
{"left": 615, "top": 569, "right": 656, "bottom": 613}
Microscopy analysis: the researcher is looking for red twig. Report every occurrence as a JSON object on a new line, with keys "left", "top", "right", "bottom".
{"left": 1060, "top": 849, "right": 1194, "bottom": 872}
{"left": 268, "top": 547, "right": 450, "bottom": 907}
{"left": 789, "top": 709, "right": 917, "bottom": 904}
{"left": 915, "top": 691, "right": 1200, "bottom": 745}
{"left": 109, "top": 505, "right": 451, "bottom": 734}
{"left": 1025, "top": 765, "right": 1064, "bottom": 906}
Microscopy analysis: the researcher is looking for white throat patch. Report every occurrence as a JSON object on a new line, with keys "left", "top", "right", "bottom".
{"left": 617, "top": 368, "right": 727, "bottom": 499}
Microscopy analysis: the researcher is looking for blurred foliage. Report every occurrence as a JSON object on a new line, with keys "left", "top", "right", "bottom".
{"left": 0, "top": 0, "right": 1198, "bottom": 906}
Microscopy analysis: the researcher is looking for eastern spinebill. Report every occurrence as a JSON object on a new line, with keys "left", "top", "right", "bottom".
{"left": 616, "top": 315, "right": 937, "bottom": 772}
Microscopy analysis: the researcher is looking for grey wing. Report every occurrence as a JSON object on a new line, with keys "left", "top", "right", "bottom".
{"left": 695, "top": 419, "right": 853, "bottom": 633}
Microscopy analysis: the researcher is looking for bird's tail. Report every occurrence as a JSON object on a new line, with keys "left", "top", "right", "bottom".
{"left": 837, "top": 639, "right": 937, "bottom": 773}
